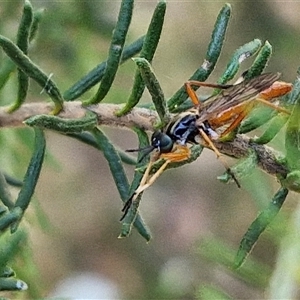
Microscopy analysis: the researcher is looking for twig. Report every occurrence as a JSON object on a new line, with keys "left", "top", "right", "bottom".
{"left": 0, "top": 102, "right": 289, "bottom": 177}
{"left": 0, "top": 102, "right": 157, "bottom": 129}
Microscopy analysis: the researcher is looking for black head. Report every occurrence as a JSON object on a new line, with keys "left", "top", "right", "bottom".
{"left": 125, "top": 131, "right": 174, "bottom": 163}
{"left": 151, "top": 131, "right": 174, "bottom": 154}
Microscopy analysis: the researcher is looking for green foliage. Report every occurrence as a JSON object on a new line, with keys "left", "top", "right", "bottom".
{"left": 116, "top": 0, "right": 166, "bottom": 116}
{"left": 167, "top": 3, "right": 231, "bottom": 111}
{"left": 0, "top": 1, "right": 299, "bottom": 299}
{"left": 85, "top": 0, "right": 134, "bottom": 105}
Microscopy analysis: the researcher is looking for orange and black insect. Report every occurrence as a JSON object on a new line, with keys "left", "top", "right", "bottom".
{"left": 121, "top": 73, "right": 292, "bottom": 219}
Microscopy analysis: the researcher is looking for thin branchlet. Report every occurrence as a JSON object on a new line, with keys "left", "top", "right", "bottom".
{"left": 0, "top": 101, "right": 289, "bottom": 179}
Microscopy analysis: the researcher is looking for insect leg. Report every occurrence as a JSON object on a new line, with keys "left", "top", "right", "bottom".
{"left": 160, "top": 144, "right": 191, "bottom": 162}
{"left": 129, "top": 145, "right": 190, "bottom": 201}
{"left": 185, "top": 81, "right": 232, "bottom": 106}
{"left": 218, "top": 95, "right": 291, "bottom": 138}
{"left": 185, "top": 82, "right": 202, "bottom": 106}
{"left": 129, "top": 145, "right": 191, "bottom": 203}
{"left": 187, "top": 80, "right": 232, "bottom": 89}
{"left": 121, "top": 145, "right": 191, "bottom": 220}
{"left": 120, "top": 159, "right": 170, "bottom": 220}
{"left": 255, "top": 97, "right": 290, "bottom": 115}
{"left": 219, "top": 105, "right": 253, "bottom": 138}
{"left": 199, "top": 128, "right": 241, "bottom": 188}
{"left": 121, "top": 158, "right": 154, "bottom": 214}
{"left": 134, "top": 160, "right": 170, "bottom": 196}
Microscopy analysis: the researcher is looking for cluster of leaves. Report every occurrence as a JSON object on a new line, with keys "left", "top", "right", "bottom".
{"left": 0, "top": 0, "right": 299, "bottom": 298}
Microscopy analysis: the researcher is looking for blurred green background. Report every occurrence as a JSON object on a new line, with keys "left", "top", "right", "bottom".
{"left": 1, "top": 1, "right": 300, "bottom": 299}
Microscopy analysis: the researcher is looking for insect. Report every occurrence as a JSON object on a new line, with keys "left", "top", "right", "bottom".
{"left": 121, "top": 73, "right": 292, "bottom": 219}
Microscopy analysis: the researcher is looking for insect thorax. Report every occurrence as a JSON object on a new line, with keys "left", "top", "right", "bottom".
{"left": 166, "top": 111, "right": 199, "bottom": 145}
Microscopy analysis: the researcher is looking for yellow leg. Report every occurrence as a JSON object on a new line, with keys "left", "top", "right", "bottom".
{"left": 131, "top": 160, "right": 170, "bottom": 201}
{"left": 120, "top": 159, "right": 170, "bottom": 220}
{"left": 219, "top": 96, "right": 290, "bottom": 138}
{"left": 185, "top": 81, "right": 202, "bottom": 106}
{"left": 132, "top": 145, "right": 191, "bottom": 201}
{"left": 160, "top": 144, "right": 191, "bottom": 162}
{"left": 186, "top": 80, "right": 231, "bottom": 89}
{"left": 219, "top": 109, "right": 250, "bottom": 138}
{"left": 185, "top": 80, "right": 232, "bottom": 106}
{"left": 256, "top": 97, "right": 290, "bottom": 115}
{"left": 121, "top": 145, "right": 191, "bottom": 220}
{"left": 199, "top": 128, "right": 241, "bottom": 188}
{"left": 139, "top": 159, "right": 154, "bottom": 187}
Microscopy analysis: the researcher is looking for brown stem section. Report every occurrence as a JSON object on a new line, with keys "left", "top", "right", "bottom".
{"left": 0, "top": 102, "right": 158, "bottom": 130}
{"left": 0, "top": 101, "right": 288, "bottom": 177}
{"left": 214, "top": 136, "right": 288, "bottom": 177}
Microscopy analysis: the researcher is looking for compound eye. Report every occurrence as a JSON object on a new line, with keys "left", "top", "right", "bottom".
{"left": 151, "top": 131, "right": 173, "bottom": 153}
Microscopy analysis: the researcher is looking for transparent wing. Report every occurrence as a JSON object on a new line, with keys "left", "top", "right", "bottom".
{"left": 197, "top": 72, "right": 281, "bottom": 123}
